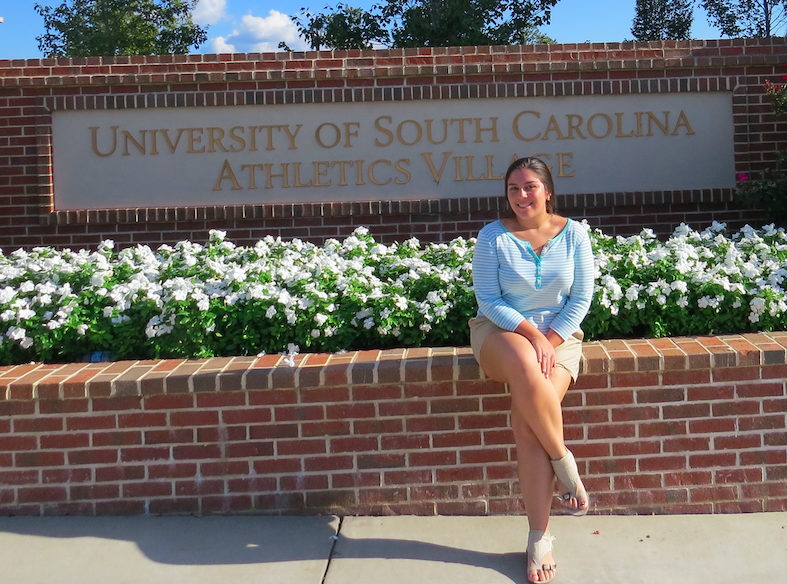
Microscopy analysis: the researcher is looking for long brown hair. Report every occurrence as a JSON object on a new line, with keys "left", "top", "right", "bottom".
{"left": 503, "top": 157, "right": 557, "bottom": 214}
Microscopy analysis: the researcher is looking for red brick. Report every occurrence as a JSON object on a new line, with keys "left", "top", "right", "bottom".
{"left": 587, "top": 423, "right": 636, "bottom": 440}
{"left": 738, "top": 415, "right": 785, "bottom": 431}
{"left": 95, "top": 466, "right": 145, "bottom": 482}
{"left": 689, "top": 453, "right": 737, "bottom": 468}
{"left": 330, "top": 436, "right": 378, "bottom": 453}
{"left": 664, "top": 471, "right": 713, "bottom": 487}
{"left": 41, "top": 433, "right": 90, "bottom": 449}
{"left": 122, "top": 482, "right": 173, "bottom": 498}
{"left": 584, "top": 389, "right": 634, "bottom": 406}
{"left": 690, "top": 486, "right": 737, "bottom": 502}
{"left": 712, "top": 400, "right": 761, "bottom": 417}
{"left": 740, "top": 450, "right": 787, "bottom": 465}
{"left": 610, "top": 406, "right": 658, "bottom": 421}
{"left": 300, "top": 386, "right": 350, "bottom": 403}
{"left": 712, "top": 366, "right": 759, "bottom": 382}
{"left": 736, "top": 382, "right": 785, "bottom": 398}
{"left": 274, "top": 405, "right": 325, "bottom": 422}
{"left": 119, "top": 447, "right": 169, "bottom": 463}
{"left": 144, "top": 394, "right": 194, "bottom": 410}
{"left": 611, "top": 372, "right": 660, "bottom": 387}
{"left": 227, "top": 477, "right": 277, "bottom": 492}
{"left": 0, "top": 469, "right": 38, "bottom": 485}
{"left": 170, "top": 411, "right": 219, "bottom": 427}
{"left": 144, "top": 429, "right": 193, "bottom": 445}
{"left": 689, "top": 418, "right": 736, "bottom": 434}
{"left": 714, "top": 435, "right": 762, "bottom": 450}
{"left": 281, "top": 474, "right": 329, "bottom": 490}
{"left": 636, "top": 387, "right": 685, "bottom": 403}
{"left": 332, "top": 472, "right": 382, "bottom": 488}
{"left": 378, "top": 401, "right": 428, "bottom": 416}
{"left": 148, "top": 463, "right": 197, "bottom": 479}
{"left": 277, "top": 439, "right": 327, "bottom": 456}
{"left": 687, "top": 385, "right": 734, "bottom": 401}
{"left": 18, "top": 486, "right": 67, "bottom": 503}
{"left": 458, "top": 413, "right": 508, "bottom": 430}
{"left": 663, "top": 437, "right": 711, "bottom": 452}
{"left": 195, "top": 392, "right": 246, "bottom": 408}
{"left": 118, "top": 412, "right": 167, "bottom": 428}
{"left": 13, "top": 417, "right": 64, "bottom": 433}
{"left": 0, "top": 435, "right": 37, "bottom": 451}
{"left": 639, "top": 456, "right": 687, "bottom": 471}
{"left": 92, "top": 396, "right": 142, "bottom": 411}
{"left": 67, "top": 415, "right": 116, "bottom": 431}
{"left": 662, "top": 370, "right": 711, "bottom": 386}
{"left": 70, "top": 484, "right": 120, "bottom": 500}
{"left": 325, "top": 403, "right": 376, "bottom": 419}
{"left": 354, "top": 418, "right": 404, "bottom": 435}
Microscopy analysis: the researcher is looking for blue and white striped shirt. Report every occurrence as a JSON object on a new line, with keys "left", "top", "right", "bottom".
{"left": 472, "top": 218, "right": 594, "bottom": 341}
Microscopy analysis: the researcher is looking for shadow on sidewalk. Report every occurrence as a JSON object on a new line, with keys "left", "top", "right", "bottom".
{"left": 0, "top": 515, "right": 525, "bottom": 582}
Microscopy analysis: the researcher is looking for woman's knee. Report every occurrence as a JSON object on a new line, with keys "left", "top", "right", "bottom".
{"left": 511, "top": 409, "right": 539, "bottom": 444}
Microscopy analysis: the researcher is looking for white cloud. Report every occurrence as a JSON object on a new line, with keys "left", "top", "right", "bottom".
{"left": 210, "top": 36, "right": 237, "bottom": 53}
{"left": 193, "top": 0, "right": 228, "bottom": 26}
{"left": 211, "top": 9, "right": 308, "bottom": 53}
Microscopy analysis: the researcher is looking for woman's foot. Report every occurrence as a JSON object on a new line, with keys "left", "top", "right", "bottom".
{"left": 555, "top": 477, "right": 589, "bottom": 515}
{"left": 551, "top": 450, "right": 590, "bottom": 516}
{"left": 527, "top": 530, "right": 556, "bottom": 583}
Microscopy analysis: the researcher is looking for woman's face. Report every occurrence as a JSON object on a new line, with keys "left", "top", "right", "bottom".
{"left": 506, "top": 168, "right": 551, "bottom": 222}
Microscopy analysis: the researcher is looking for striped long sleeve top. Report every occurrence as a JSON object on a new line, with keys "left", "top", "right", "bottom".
{"left": 471, "top": 218, "right": 595, "bottom": 341}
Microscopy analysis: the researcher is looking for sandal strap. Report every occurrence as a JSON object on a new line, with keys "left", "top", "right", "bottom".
{"left": 527, "top": 529, "right": 556, "bottom": 569}
{"left": 551, "top": 450, "right": 582, "bottom": 498}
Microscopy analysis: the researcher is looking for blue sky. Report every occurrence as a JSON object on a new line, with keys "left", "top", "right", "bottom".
{"left": 0, "top": 0, "right": 721, "bottom": 60}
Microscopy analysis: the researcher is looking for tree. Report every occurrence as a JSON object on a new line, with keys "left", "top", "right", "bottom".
{"left": 700, "top": 0, "right": 787, "bottom": 37}
{"left": 292, "top": 3, "right": 389, "bottom": 50}
{"left": 292, "top": 0, "right": 559, "bottom": 50}
{"left": 34, "top": 0, "right": 207, "bottom": 57}
{"left": 632, "top": 0, "right": 693, "bottom": 40}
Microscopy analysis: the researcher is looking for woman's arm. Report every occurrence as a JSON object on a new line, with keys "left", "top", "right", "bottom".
{"left": 548, "top": 227, "right": 595, "bottom": 341}
{"left": 472, "top": 224, "right": 528, "bottom": 332}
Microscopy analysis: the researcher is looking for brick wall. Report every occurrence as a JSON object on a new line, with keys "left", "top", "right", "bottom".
{"left": 1, "top": 334, "right": 785, "bottom": 516}
{"left": 1, "top": 39, "right": 783, "bottom": 251}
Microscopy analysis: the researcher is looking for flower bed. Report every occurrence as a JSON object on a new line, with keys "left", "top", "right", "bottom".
{"left": 2, "top": 222, "right": 787, "bottom": 366}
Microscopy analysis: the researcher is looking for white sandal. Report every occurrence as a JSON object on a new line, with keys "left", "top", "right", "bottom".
{"left": 551, "top": 450, "right": 590, "bottom": 516}
{"left": 526, "top": 530, "right": 556, "bottom": 583}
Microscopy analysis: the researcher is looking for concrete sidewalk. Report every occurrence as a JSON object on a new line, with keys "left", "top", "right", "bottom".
{"left": 0, "top": 513, "right": 785, "bottom": 584}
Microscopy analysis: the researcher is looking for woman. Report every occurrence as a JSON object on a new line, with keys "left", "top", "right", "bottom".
{"left": 470, "top": 157, "right": 594, "bottom": 584}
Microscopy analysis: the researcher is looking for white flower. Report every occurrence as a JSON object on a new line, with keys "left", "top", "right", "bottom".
{"left": 6, "top": 326, "right": 26, "bottom": 340}
{"left": 77, "top": 324, "right": 88, "bottom": 335}
{"left": 265, "top": 305, "right": 277, "bottom": 319}
{"left": 0, "top": 287, "right": 16, "bottom": 304}
{"left": 17, "top": 309, "right": 35, "bottom": 320}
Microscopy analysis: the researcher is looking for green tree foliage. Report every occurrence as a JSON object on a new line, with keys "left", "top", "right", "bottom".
{"left": 700, "top": 0, "right": 787, "bottom": 37}
{"left": 34, "top": 0, "right": 207, "bottom": 57}
{"left": 632, "top": 0, "right": 694, "bottom": 40}
{"left": 292, "top": 3, "right": 389, "bottom": 50}
{"left": 293, "top": 0, "right": 559, "bottom": 50}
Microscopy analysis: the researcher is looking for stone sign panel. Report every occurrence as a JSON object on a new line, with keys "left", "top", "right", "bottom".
{"left": 51, "top": 92, "right": 734, "bottom": 210}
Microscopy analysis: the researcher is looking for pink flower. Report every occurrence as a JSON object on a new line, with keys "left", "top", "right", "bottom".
{"left": 737, "top": 173, "right": 748, "bottom": 182}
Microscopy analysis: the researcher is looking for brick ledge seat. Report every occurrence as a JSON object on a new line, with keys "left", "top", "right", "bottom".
{"left": 1, "top": 334, "right": 786, "bottom": 516}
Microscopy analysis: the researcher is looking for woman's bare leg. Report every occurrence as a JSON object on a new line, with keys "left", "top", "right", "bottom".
{"left": 479, "top": 329, "right": 575, "bottom": 583}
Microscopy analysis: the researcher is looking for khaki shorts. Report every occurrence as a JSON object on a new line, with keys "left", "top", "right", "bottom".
{"left": 469, "top": 315, "right": 584, "bottom": 382}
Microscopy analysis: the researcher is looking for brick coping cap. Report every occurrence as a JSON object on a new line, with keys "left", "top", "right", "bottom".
{"left": 1, "top": 38, "right": 785, "bottom": 69}
{"left": 2, "top": 333, "right": 786, "bottom": 399}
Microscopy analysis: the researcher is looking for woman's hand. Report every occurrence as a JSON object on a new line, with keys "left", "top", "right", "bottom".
{"left": 527, "top": 333, "right": 556, "bottom": 378}
{"left": 513, "top": 321, "right": 565, "bottom": 379}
